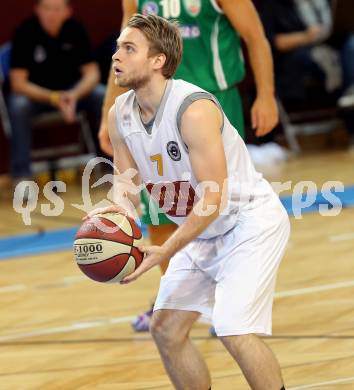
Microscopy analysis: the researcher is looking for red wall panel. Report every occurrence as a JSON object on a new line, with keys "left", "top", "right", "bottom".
{"left": 0, "top": 0, "right": 123, "bottom": 46}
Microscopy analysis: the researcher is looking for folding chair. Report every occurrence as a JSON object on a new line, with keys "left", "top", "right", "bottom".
{"left": 278, "top": 98, "right": 343, "bottom": 153}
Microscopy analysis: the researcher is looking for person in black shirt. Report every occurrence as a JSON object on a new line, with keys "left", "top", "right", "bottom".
{"left": 9, "top": 0, "right": 105, "bottom": 179}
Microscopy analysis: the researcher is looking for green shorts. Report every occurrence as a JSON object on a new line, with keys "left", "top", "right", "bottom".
{"left": 141, "top": 86, "right": 244, "bottom": 225}
{"left": 140, "top": 188, "right": 173, "bottom": 225}
{"left": 214, "top": 87, "right": 244, "bottom": 138}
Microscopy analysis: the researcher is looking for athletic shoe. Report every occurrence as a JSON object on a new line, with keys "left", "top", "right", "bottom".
{"left": 131, "top": 306, "right": 153, "bottom": 332}
{"left": 209, "top": 326, "right": 217, "bottom": 337}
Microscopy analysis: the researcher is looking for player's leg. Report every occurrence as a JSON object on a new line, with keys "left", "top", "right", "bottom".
{"left": 150, "top": 309, "right": 211, "bottom": 390}
{"left": 220, "top": 334, "right": 284, "bottom": 390}
{"left": 132, "top": 191, "right": 177, "bottom": 331}
{"left": 152, "top": 242, "right": 216, "bottom": 389}
{"left": 211, "top": 195, "right": 290, "bottom": 389}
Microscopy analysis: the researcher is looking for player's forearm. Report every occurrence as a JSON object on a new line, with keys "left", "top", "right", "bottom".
{"left": 161, "top": 193, "right": 223, "bottom": 259}
{"left": 246, "top": 36, "right": 275, "bottom": 98}
{"left": 115, "top": 190, "right": 141, "bottom": 217}
{"left": 112, "top": 159, "right": 142, "bottom": 217}
{"left": 113, "top": 178, "right": 142, "bottom": 218}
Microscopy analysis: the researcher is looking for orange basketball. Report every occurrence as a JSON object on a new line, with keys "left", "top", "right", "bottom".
{"left": 73, "top": 213, "right": 144, "bottom": 283}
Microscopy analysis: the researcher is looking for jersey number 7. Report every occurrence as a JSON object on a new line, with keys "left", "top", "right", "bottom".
{"left": 150, "top": 154, "right": 164, "bottom": 176}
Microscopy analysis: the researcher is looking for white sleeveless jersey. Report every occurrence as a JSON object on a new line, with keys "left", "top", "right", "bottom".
{"left": 115, "top": 79, "right": 276, "bottom": 239}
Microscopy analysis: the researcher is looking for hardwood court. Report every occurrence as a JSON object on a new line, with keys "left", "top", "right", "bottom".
{"left": 0, "top": 149, "right": 353, "bottom": 389}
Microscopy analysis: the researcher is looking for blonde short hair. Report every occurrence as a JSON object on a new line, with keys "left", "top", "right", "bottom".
{"left": 127, "top": 14, "right": 183, "bottom": 79}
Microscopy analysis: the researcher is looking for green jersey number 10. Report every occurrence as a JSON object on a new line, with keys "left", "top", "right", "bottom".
{"left": 159, "top": 0, "right": 181, "bottom": 18}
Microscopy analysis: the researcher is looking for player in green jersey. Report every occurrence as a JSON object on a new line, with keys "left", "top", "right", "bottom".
{"left": 98, "top": 0, "right": 278, "bottom": 332}
{"left": 141, "top": 0, "right": 246, "bottom": 136}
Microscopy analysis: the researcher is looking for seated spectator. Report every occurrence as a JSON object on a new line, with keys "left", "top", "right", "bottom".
{"left": 259, "top": 0, "right": 354, "bottom": 113}
{"left": 8, "top": 0, "right": 105, "bottom": 182}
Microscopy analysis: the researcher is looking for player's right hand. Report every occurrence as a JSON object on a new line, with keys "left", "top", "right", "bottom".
{"left": 99, "top": 122, "right": 114, "bottom": 157}
{"left": 120, "top": 245, "right": 168, "bottom": 284}
{"left": 83, "top": 205, "right": 131, "bottom": 221}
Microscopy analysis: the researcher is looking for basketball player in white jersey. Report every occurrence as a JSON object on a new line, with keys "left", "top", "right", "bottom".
{"left": 87, "top": 14, "right": 289, "bottom": 390}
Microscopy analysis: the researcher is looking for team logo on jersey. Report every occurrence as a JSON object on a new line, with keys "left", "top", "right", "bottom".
{"left": 182, "top": 0, "right": 201, "bottom": 17}
{"left": 142, "top": 1, "right": 159, "bottom": 15}
{"left": 167, "top": 141, "right": 181, "bottom": 161}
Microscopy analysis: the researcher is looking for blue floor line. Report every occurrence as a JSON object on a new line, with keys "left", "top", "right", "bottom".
{"left": 280, "top": 185, "right": 354, "bottom": 216}
{"left": 0, "top": 225, "right": 148, "bottom": 260}
{"left": 1, "top": 186, "right": 353, "bottom": 260}
{"left": 0, "top": 227, "right": 78, "bottom": 260}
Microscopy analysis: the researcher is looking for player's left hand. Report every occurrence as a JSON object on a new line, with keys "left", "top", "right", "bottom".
{"left": 251, "top": 95, "right": 279, "bottom": 137}
{"left": 120, "top": 245, "right": 168, "bottom": 284}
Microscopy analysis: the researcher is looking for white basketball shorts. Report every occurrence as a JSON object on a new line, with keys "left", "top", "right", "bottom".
{"left": 154, "top": 194, "right": 290, "bottom": 337}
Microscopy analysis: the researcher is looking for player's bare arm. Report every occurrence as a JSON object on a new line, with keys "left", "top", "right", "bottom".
{"left": 219, "top": 0, "right": 278, "bottom": 136}
{"left": 86, "top": 105, "right": 142, "bottom": 221}
{"left": 164, "top": 99, "right": 227, "bottom": 248}
{"left": 99, "top": 0, "right": 137, "bottom": 156}
{"left": 121, "top": 99, "right": 227, "bottom": 283}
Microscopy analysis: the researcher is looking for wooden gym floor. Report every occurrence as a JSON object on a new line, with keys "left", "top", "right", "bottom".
{"left": 0, "top": 148, "right": 353, "bottom": 389}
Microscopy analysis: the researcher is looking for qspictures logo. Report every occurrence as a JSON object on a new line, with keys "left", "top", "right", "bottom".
{"left": 12, "top": 157, "right": 345, "bottom": 230}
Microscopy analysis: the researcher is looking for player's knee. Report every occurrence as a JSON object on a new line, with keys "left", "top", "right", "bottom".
{"left": 150, "top": 312, "right": 185, "bottom": 347}
{"left": 150, "top": 313, "right": 175, "bottom": 346}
